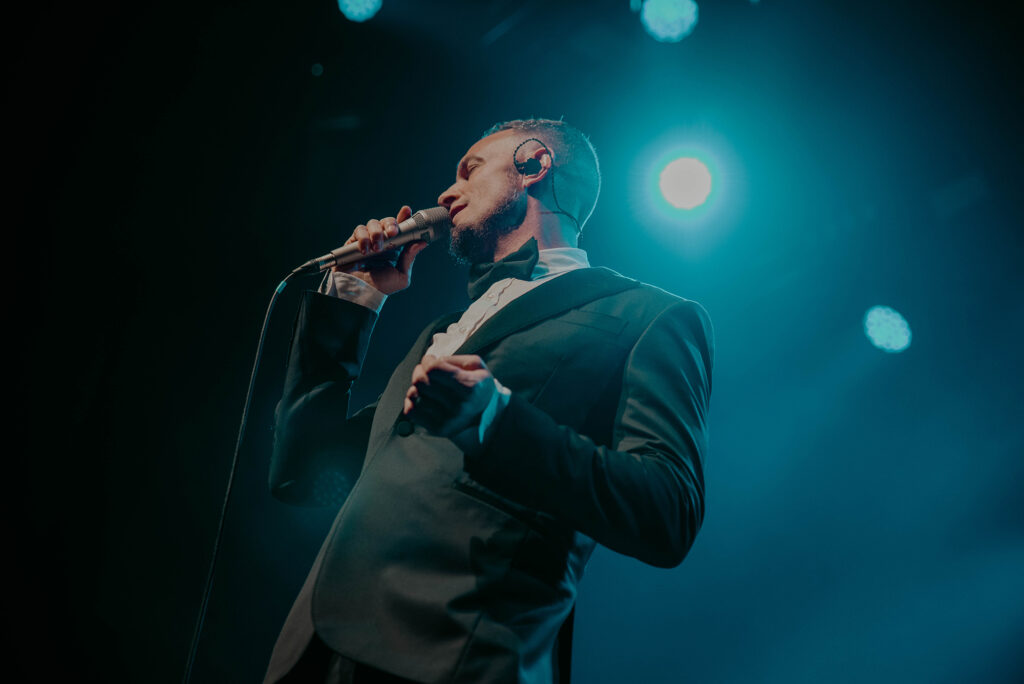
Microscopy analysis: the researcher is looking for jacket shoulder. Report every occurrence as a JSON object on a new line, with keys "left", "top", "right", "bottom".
{"left": 582, "top": 269, "right": 712, "bottom": 332}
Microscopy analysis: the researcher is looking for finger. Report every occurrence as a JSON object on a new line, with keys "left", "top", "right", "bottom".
{"left": 381, "top": 216, "right": 400, "bottom": 240}
{"left": 397, "top": 205, "right": 412, "bottom": 222}
{"left": 444, "top": 355, "right": 487, "bottom": 371}
{"left": 411, "top": 363, "right": 429, "bottom": 386}
{"left": 366, "top": 219, "right": 385, "bottom": 252}
{"left": 353, "top": 225, "right": 370, "bottom": 254}
{"left": 403, "top": 385, "right": 418, "bottom": 414}
{"left": 423, "top": 358, "right": 469, "bottom": 380}
{"left": 436, "top": 359, "right": 471, "bottom": 375}
{"left": 412, "top": 356, "right": 458, "bottom": 382}
{"left": 411, "top": 355, "right": 450, "bottom": 384}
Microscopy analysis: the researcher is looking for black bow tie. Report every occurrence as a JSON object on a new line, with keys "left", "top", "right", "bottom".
{"left": 467, "top": 237, "right": 540, "bottom": 301}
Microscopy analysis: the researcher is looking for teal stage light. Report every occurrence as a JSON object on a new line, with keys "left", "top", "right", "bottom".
{"left": 659, "top": 157, "right": 712, "bottom": 209}
{"left": 640, "top": 0, "right": 699, "bottom": 43}
{"left": 632, "top": 129, "right": 736, "bottom": 247}
{"left": 864, "top": 306, "right": 912, "bottom": 353}
{"left": 338, "top": 0, "right": 381, "bottom": 22}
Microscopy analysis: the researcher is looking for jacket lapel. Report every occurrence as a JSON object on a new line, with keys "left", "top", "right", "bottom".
{"left": 373, "top": 310, "right": 464, "bottom": 429}
{"left": 455, "top": 267, "right": 639, "bottom": 356}
{"left": 372, "top": 269, "right": 637, "bottom": 441}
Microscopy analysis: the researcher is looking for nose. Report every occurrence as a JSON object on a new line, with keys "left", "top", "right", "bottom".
{"left": 437, "top": 183, "right": 458, "bottom": 209}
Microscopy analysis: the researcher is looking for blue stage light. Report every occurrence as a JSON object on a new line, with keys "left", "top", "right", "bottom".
{"left": 640, "top": 0, "right": 699, "bottom": 43}
{"left": 659, "top": 157, "right": 712, "bottom": 209}
{"left": 338, "top": 0, "right": 382, "bottom": 22}
{"left": 864, "top": 306, "right": 912, "bottom": 353}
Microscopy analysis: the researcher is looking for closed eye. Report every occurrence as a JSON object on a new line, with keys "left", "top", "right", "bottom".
{"left": 458, "top": 155, "right": 485, "bottom": 180}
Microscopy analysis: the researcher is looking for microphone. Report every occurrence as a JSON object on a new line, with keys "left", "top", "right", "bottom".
{"left": 292, "top": 207, "right": 452, "bottom": 276}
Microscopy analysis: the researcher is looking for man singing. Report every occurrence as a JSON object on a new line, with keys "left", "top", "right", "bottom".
{"left": 265, "top": 118, "right": 714, "bottom": 684}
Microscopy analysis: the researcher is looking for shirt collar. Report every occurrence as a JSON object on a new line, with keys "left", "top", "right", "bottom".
{"left": 532, "top": 247, "right": 590, "bottom": 280}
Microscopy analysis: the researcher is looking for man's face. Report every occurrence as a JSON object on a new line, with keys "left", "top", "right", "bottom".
{"left": 437, "top": 130, "right": 527, "bottom": 264}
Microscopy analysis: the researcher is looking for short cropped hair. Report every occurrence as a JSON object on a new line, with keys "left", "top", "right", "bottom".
{"left": 481, "top": 118, "right": 601, "bottom": 232}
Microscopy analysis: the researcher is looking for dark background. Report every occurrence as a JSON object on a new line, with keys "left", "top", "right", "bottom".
{"left": 11, "top": 1, "right": 1022, "bottom": 682}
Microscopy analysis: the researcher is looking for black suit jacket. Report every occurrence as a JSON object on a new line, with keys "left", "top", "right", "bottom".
{"left": 265, "top": 267, "right": 714, "bottom": 684}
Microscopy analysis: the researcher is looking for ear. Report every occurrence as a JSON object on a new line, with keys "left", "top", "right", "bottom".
{"left": 520, "top": 145, "right": 553, "bottom": 190}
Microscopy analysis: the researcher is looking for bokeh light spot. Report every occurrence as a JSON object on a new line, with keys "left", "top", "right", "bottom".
{"left": 338, "top": 0, "right": 382, "bottom": 22}
{"left": 864, "top": 305, "right": 912, "bottom": 353}
{"left": 641, "top": 0, "right": 699, "bottom": 43}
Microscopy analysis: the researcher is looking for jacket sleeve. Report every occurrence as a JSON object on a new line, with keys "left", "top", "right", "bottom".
{"left": 269, "top": 290, "right": 379, "bottom": 507}
{"left": 463, "top": 300, "right": 714, "bottom": 568}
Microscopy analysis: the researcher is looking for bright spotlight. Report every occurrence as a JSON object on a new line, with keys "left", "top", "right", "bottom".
{"left": 338, "top": 0, "right": 381, "bottom": 22}
{"left": 864, "top": 306, "right": 912, "bottom": 353}
{"left": 659, "top": 157, "right": 712, "bottom": 209}
{"left": 641, "top": 0, "right": 699, "bottom": 43}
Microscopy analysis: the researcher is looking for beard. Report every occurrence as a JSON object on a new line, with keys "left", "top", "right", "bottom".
{"left": 448, "top": 185, "right": 527, "bottom": 265}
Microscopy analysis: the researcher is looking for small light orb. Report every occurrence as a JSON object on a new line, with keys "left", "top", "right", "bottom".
{"left": 311, "top": 63, "right": 324, "bottom": 77}
{"left": 659, "top": 157, "right": 712, "bottom": 209}
{"left": 641, "top": 0, "right": 699, "bottom": 43}
{"left": 864, "top": 305, "right": 912, "bottom": 353}
{"left": 338, "top": 0, "right": 382, "bottom": 22}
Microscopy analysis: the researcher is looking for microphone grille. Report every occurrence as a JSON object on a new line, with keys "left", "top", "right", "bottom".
{"left": 412, "top": 206, "right": 453, "bottom": 232}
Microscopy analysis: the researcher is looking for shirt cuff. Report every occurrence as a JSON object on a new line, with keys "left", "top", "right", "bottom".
{"left": 477, "top": 377, "right": 512, "bottom": 444}
{"left": 319, "top": 271, "right": 387, "bottom": 313}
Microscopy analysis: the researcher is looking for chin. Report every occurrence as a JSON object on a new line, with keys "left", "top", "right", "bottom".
{"left": 449, "top": 194, "right": 525, "bottom": 265}
{"left": 448, "top": 221, "right": 495, "bottom": 265}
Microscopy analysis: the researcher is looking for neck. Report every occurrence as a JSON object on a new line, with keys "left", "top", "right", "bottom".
{"left": 492, "top": 196, "right": 577, "bottom": 262}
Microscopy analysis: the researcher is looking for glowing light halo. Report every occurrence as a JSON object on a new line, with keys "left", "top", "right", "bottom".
{"left": 658, "top": 157, "right": 712, "bottom": 209}
{"left": 628, "top": 126, "right": 741, "bottom": 259}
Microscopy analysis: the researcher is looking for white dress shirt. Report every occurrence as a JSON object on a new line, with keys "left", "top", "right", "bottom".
{"left": 321, "top": 246, "right": 591, "bottom": 441}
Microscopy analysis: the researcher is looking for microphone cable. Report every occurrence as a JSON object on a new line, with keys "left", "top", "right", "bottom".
{"left": 181, "top": 207, "right": 447, "bottom": 681}
{"left": 181, "top": 272, "right": 297, "bottom": 683}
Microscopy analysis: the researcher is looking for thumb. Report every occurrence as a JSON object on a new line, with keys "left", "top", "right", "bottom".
{"left": 397, "top": 241, "right": 428, "bottom": 275}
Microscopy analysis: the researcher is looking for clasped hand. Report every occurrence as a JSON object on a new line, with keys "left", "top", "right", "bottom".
{"left": 404, "top": 354, "right": 496, "bottom": 437}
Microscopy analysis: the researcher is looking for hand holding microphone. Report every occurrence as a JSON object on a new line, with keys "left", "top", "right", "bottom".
{"left": 341, "top": 205, "right": 425, "bottom": 295}
{"left": 293, "top": 206, "right": 452, "bottom": 295}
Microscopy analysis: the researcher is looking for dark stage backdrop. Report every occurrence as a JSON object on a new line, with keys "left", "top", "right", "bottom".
{"left": 11, "top": 1, "right": 1022, "bottom": 682}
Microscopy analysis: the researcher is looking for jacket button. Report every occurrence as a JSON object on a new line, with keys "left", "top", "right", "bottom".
{"left": 395, "top": 420, "right": 414, "bottom": 437}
